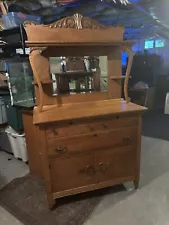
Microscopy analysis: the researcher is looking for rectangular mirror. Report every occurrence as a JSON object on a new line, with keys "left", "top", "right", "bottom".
{"left": 49, "top": 56, "right": 108, "bottom": 96}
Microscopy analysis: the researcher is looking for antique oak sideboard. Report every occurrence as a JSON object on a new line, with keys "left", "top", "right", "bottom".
{"left": 23, "top": 14, "right": 146, "bottom": 208}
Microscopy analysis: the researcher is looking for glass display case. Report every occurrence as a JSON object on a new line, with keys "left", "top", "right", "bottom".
{"left": 6, "top": 57, "right": 35, "bottom": 108}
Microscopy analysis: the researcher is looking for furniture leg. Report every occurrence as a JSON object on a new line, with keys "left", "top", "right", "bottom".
{"left": 47, "top": 193, "right": 55, "bottom": 209}
{"left": 134, "top": 179, "right": 139, "bottom": 190}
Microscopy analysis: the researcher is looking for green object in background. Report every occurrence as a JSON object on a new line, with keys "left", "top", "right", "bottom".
{"left": 0, "top": 91, "right": 23, "bottom": 131}
{"left": 6, "top": 57, "right": 35, "bottom": 108}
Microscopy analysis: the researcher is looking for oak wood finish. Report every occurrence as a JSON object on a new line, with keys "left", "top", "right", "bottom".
{"left": 47, "top": 127, "right": 137, "bottom": 159}
{"left": 23, "top": 14, "right": 146, "bottom": 208}
{"left": 45, "top": 115, "right": 138, "bottom": 139}
{"left": 22, "top": 111, "right": 43, "bottom": 177}
{"left": 33, "top": 100, "right": 146, "bottom": 124}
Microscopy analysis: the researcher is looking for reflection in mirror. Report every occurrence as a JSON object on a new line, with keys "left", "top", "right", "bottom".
{"left": 49, "top": 56, "right": 108, "bottom": 96}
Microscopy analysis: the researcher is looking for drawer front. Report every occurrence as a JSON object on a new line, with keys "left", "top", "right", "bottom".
{"left": 96, "top": 146, "right": 136, "bottom": 183}
{"left": 50, "top": 154, "right": 95, "bottom": 192}
{"left": 45, "top": 115, "right": 138, "bottom": 139}
{"left": 47, "top": 127, "right": 138, "bottom": 158}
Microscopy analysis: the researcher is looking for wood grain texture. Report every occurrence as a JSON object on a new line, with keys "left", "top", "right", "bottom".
{"left": 45, "top": 115, "right": 138, "bottom": 139}
{"left": 23, "top": 15, "right": 146, "bottom": 208}
{"left": 33, "top": 100, "right": 146, "bottom": 124}
{"left": 47, "top": 128, "right": 137, "bottom": 159}
{"left": 50, "top": 154, "right": 96, "bottom": 192}
{"left": 52, "top": 176, "right": 134, "bottom": 199}
{"left": 96, "top": 146, "right": 136, "bottom": 183}
{"left": 34, "top": 125, "right": 55, "bottom": 208}
{"left": 134, "top": 115, "right": 142, "bottom": 189}
{"left": 22, "top": 111, "right": 43, "bottom": 177}
{"left": 24, "top": 13, "right": 125, "bottom": 45}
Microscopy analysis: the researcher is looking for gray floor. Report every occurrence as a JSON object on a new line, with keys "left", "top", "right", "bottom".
{"left": 1, "top": 136, "right": 169, "bottom": 225}
{"left": 0, "top": 151, "right": 29, "bottom": 225}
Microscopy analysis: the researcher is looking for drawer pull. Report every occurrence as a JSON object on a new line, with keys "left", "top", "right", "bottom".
{"left": 55, "top": 147, "right": 67, "bottom": 153}
{"left": 98, "top": 162, "right": 107, "bottom": 172}
{"left": 52, "top": 128, "right": 58, "bottom": 136}
{"left": 102, "top": 124, "right": 108, "bottom": 129}
{"left": 123, "top": 137, "right": 133, "bottom": 141}
{"left": 86, "top": 165, "right": 95, "bottom": 175}
{"left": 80, "top": 165, "right": 95, "bottom": 175}
{"left": 89, "top": 126, "right": 95, "bottom": 131}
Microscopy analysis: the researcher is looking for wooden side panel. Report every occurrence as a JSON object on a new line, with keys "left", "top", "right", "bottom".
{"left": 134, "top": 115, "right": 142, "bottom": 188}
{"left": 36, "top": 125, "right": 55, "bottom": 208}
{"left": 108, "top": 48, "right": 122, "bottom": 99}
{"left": 22, "top": 111, "right": 43, "bottom": 177}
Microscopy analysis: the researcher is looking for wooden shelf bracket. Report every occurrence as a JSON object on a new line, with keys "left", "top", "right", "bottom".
{"left": 122, "top": 47, "right": 134, "bottom": 103}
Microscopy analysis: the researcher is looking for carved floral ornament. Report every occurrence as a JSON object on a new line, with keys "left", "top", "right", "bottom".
{"left": 24, "top": 13, "right": 108, "bottom": 29}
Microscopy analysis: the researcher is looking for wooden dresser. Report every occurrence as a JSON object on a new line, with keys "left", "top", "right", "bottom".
{"left": 23, "top": 14, "right": 146, "bottom": 208}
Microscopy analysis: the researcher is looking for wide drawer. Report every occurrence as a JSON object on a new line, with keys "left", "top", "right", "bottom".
{"left": 45, "top": 115, "right": 138, "bottom": 139}
{"left": 47, "top": 127, "right": 138, "bottom": 158}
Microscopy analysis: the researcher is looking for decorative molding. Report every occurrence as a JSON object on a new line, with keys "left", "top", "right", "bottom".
{"left": 122, "top": 47, "right": 134, "bottom": 103}
{"left": 44, "top": 13, "right": 106, "bottom": 29}
{"left": 24, "top": 21, "right": 37, "bottom": 27}
{"left": 30, "top": 47, "right": 47, "bottom": 54}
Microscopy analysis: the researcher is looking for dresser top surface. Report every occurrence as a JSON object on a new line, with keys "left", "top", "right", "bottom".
{"left": 33, "top": 100, "right": 147, "bottom": 124}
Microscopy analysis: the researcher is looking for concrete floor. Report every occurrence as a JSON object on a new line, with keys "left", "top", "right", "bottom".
{"left": 0, "top": 151, "right": 29, "bottom": 225}
{"left": 1, "top": 136, "right": 169, "bottom": 225}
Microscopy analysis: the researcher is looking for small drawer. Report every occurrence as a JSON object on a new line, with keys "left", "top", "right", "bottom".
{"left": 47, "top": 127, "right": 138, "bottom": 159}
{"left": 45, "top": 115, "right": 138, "bottom": 139}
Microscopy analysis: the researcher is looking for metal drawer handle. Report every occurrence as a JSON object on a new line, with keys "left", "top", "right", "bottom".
{"left": 55, "top": 147, "right": 67, "bottom": 153}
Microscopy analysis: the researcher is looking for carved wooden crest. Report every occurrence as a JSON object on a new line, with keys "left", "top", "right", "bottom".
{"left": 45, "top": 13, "right": 106, "bottom": 29}
{"left": 25, "top": 13, "right": 106, "bottom": 29}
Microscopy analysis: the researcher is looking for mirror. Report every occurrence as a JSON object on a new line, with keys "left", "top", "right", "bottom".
{"left": 49, "top": 56, "right": 108, "bottom": 95}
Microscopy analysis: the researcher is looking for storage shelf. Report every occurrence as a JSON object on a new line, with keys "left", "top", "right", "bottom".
{"left": 33, "top": 71, "right": 95, "bottom": 85}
